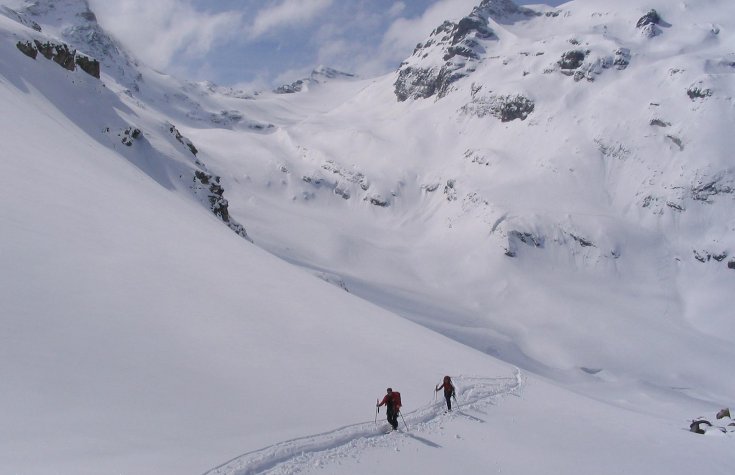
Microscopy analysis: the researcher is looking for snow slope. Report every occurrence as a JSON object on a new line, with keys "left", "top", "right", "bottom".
{"left": 1, "top": 0, "right": 734, "bottom": 474}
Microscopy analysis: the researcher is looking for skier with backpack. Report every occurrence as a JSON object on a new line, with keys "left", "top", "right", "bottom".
{"left": 436, "top": 375, "right": 456, "bottom": 411}
{"left": 376, "top": 387, "right": 402, "bottom": 431}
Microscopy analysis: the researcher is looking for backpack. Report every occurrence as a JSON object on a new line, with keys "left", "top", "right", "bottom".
{"left": 392, "top": 391, "right": 402, "bottom": 409}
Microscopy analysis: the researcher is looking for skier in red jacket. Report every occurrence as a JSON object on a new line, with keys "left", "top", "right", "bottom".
{"left": 377, "top": 387, "right": 401, "bottom": 430}
{"left": 436, "top": 375, "right": 456, "bottom": 411}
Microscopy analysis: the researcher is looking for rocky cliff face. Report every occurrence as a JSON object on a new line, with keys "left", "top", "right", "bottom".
{"left": 16, "top": 0, "right": 142, "bottom": 89}
{"left": 394, "top": 0, "right": 539, "bottom": 101}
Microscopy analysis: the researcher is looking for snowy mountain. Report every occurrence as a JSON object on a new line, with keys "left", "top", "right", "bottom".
{"left": 1, "top": 0, "right": 734, "bottom": 474}
{"left": 274, "top": 66, "right": 357, "bottom": 94}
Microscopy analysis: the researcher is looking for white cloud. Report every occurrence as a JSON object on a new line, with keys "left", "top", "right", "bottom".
{"left": 379, "top": 0, "right": 479, "bottom": 63}
{"left": 87, "top": 0, "right": 515, "bottom": 86}
{"left": 248, "top": 0, "right": 334, "bottom": 39}
{"left": 88, "top": 0, "right": 244, "bottom": 70}
{"left": 387, "top": 2, "right": 407, "bottom": 18}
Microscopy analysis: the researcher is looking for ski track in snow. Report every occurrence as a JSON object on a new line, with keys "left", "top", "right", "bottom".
{"left": 204, "top": 371, "right": 523, "bottom": 475}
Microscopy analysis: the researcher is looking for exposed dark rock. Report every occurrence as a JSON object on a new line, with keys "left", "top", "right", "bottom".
{"left": 367, "top": 195, "right": 389, "bottom": 207}
{"left": 334, "top": 187, "right": 350, "bottom": 200}
{"left": 19, "top": 38, "right": 102, "bottom": 79}
{"left": 729, "top": 260, "right": 735, "bottom": 270}
{"left": 120, "top": 127, "right": 141, "bottom": 146}
{"left": 395, "top": 65, "right": 468, "bottom": 102}
{"left": 464, "top": 149, "right": 491, "bottom": 166}
{"left": 666, "top": 201, "right": 684, "bottom": 211}
{"left": 650, "top": 119, "right": 670, "bottom": 127}
{"left": 690, "top": 419, "right": 711, "bottom": 434}
{"left": 558, "top": 50, "right": 587, "bottom": 71}
{"left": 444, "top": 179, "right": 457, "bottom": 201}
{"left": 16, "top": 41, "right": 37, "bottom": 59}
{"left": 613, "top": 48, "right": 631, "bottom": 69}
{"left": 395, "top": 0, "right": 536, "bottom": 101}
{"left": 32, "top": 40, "right": 75, "bottom": 71}
{"left": 687, "top": 84, "right": 713, "bottom": 100}
{"left": 302, "top": 176, "right": 323, "bottom": 186}
{"left": 321, "top": 160, "right": 369, "bottom": 190}
{"left": 275, "top": 80, "right": 305, "bottom": 94}
{"left": 511, "top": 231, "right": 543, "bottom": 248}
{"left": 168, "top": 123, "right": 198, "bottom": 156}
{"left": 247, "top": 122, "right": 275, "bottom": 132}
{"left": 666, "top": 135, "right": 684, "bottom": 151}
{"left": 636, "top": 9, "right": 660, "bottom": 28}
{"left": 505, "top": 230, "right": 544, "bottom": 257}
{"left": 637, "top": 9, "right": 664, "bottom": 38}
{"left": 569, "top": 233, "right": 594, "bottom": 247}
{"left": 595, "top": 139, "right": 630, "bottom": 161}
{"left": 75, "top": 54, "right": 100, "bottom": 78}
{"left": 693, "top": 250, "right": 728, "bottom": 263}
{"left": 193, "top": 171, "right": 250, "bottom": 241}
{"left": 642, "top": 196, "right": 655, "bottom": 208}
{"left": 444, "top": 15, "right": 496, "bottom": 61}
{"left": 691, "top": 177, "right": 734, "bottom": 202}
{"left": 33, "top": 39, "right": 53, "bottom": 60}
{"left": 461, "top": 94, "right": 535, "bottom": 122}
{"left": 50, "top": 42, "right": 76, "bottom": 71}
{"left": 456, "top": 15, "right": 495, "bottom": 42}
{"left": 209, "top": 110, "right": 243, "bottom": 125}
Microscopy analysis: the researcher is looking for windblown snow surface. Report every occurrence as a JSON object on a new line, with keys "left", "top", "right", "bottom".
{"left": 1, "top": 0, "right": 734, "bottom": 474}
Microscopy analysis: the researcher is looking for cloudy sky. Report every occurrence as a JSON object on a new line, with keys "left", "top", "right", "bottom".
{"left": 88, "top": 0, "right": 566, "bottom": 89}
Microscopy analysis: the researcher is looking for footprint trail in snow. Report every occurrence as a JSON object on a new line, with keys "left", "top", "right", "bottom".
{"left": 204, "top": 371, "right": 523, "bottom": 475}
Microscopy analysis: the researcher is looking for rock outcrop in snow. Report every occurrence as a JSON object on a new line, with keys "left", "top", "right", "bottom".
{"left": 16, "top": 38, "right": 100, "bottom": 77}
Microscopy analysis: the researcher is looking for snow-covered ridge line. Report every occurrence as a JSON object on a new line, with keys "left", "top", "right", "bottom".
{"left": 204, "top": 372, "right": 523, "bottom": 475}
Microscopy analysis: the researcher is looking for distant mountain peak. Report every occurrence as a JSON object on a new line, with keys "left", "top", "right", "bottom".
{"left": 393, "top": 0, "right": 543, "bottom": 102}
{"left": 274, "top": 66, "right": 356, "bottom": 94}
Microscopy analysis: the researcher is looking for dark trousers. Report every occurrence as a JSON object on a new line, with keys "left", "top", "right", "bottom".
{"left": 444, "top": 393, "right": 452, "bottom": 411}
{"left": 386, "top": 406, "right": 398, "bottom": 429}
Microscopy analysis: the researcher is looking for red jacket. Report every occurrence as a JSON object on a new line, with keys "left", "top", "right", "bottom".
{"left": 378, "top": 392, "right": 401, "bottom": 410}
{"left": 437, "top": 381, "right": 455, "bottom": 397}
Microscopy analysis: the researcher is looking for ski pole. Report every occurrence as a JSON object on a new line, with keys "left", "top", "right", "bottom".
{"left": 375, "top": 398, "right": 379, "bottom": 426}
{"left": 400, "top": 411, "right": 409, "bottom": 432}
